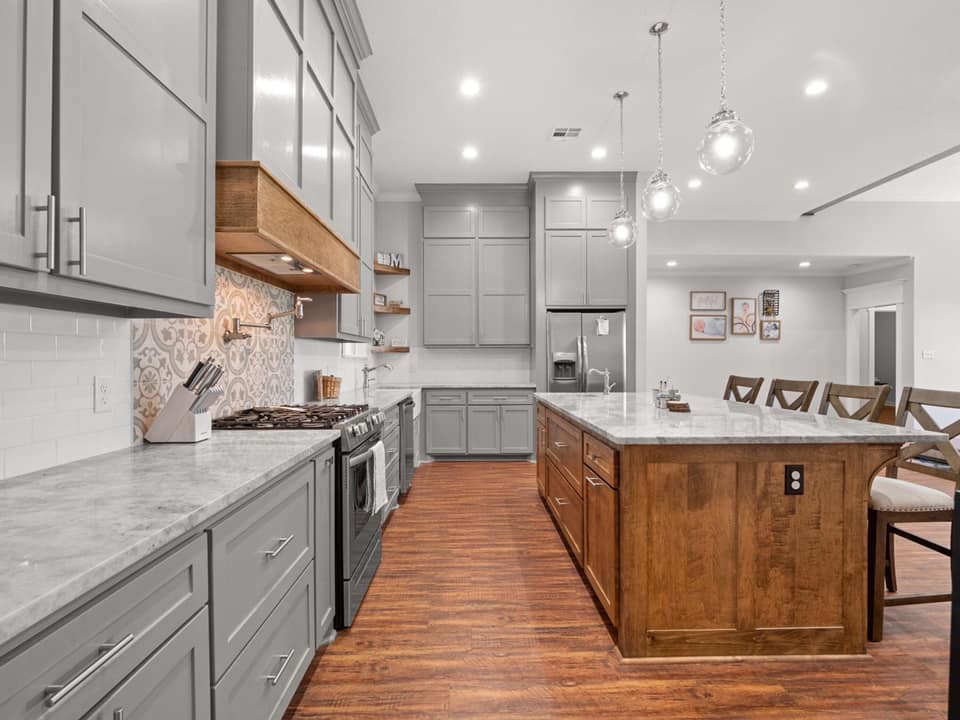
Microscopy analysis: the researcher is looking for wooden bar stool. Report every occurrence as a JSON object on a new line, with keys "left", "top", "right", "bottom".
{"left": 868, "top": 386, "right": 960, "bottom": 641}
{"left": 722, "top": 375, "right": 764, "bottom": 404}
{"left": 817, "top": 382, "right": 891, "bottom": 422}
{"left": 764, "top": 378, "right": 819, "bottom": 412}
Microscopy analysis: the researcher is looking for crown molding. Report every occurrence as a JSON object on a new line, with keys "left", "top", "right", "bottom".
{"left": 357, "top": 79, "right": 380, "bottom": 134}
{"left": 332, "top": 0, "right": 373, "bottom": 62}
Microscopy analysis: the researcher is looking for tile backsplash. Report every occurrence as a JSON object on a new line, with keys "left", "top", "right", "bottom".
{"left": 133, "top": 267, "right": 296, "bottom": 439}
{"left": 0, "top": 305, "right": 132, "bottom": 481}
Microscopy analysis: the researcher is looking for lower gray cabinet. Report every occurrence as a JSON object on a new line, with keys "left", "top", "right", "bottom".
{"left": 425, "top": 406, "right": 467, "bottom": 454}
{"left": 84, "top": 608, "right": 211, "bottom": 720}
{"left": 314, "top": 448, "right": 336, "bottom": 649}
{"left": 500, "top": 405, "right": 535, "bottom": 454}
{"left": 467, "top": 406, "right": 500, "bottom": 454}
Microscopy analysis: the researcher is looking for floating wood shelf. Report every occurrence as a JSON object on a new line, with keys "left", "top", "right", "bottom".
{"left": 371, "top": 346, "right": 410, "bottom": 353}
{"left": 374, "top": 306, "right": 411, "bottom": 315}
{"left": 374, "top": 262, "right": 411, "bottom": 276}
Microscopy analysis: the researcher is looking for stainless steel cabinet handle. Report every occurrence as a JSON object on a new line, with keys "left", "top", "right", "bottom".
{"left": 32, "top": 194, "right": 56, "bottom": 271}
{"left": 553, "top": 441, "right": 568, "bottom": 448}
{"left": 263, "top": 534, "right": 295, "bottom": 559}
{"left": 265, "top": 649, "right": 296, "bottom": 686}
{"left": 114, "top": 709, "right": 124, "bottom": 720}
{"left": 44, "top": 633, "right": 135, "bottom": 707}
{"left": 585, "top": 476, "right": 603, "bottom": 487}
{"left": 554, "top": 496, "right": 569, "bottom": 506}
{"left": 324, "top": 456, "right": 334, "bottom": 468}
{"left": 67, "top": 206, "right": 87, "bottom": 276}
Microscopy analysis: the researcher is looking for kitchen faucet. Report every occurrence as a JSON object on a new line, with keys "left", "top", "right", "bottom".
{"left": 587, "top": 368, "right": 616, "bottom": 394}
{"left": 361, "top": 363, "right": 393, "bottom": 392}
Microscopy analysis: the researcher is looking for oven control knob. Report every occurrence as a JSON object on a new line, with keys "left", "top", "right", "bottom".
{"left": 351, "top": 425, "right": 361, "bottom": 437}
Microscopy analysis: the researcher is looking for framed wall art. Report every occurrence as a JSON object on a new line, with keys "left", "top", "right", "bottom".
{"left": 730, "top": 297, "right": 757, "bottom": 335}
{"left": 373, "top": 292, "right": 387, "bottom": 307}
{"left": 760, "top": 319, "right": 782, "bottom": 341}
{"left": 690, "top": 291, "right": 727, "bottom": 312}
{"left": 690, "top": 314, "right": 727, "bottom": 341}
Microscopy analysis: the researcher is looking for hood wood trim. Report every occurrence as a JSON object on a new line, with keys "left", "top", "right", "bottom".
{"left": 216, "top": 161, "right": 360, "bottom": 293}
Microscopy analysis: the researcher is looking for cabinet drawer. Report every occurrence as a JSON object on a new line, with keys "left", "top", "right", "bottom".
{"left": 467, "top": 389, "right": 533, "bottom": 405}
{"left": 0, "top": 535, "right": 207, "bottom": 720}
{"left": 382, "top": 426, "right": 400, "bottom": 468}
{"left": 546, "top": 411, "right": 582, "bottom": 496}
{"left": 213, "top": 567, "right": 315, "bottom": 720}
{"left": 425, "top": 389, "right": 468, "bottom": 405}
{"left": 382, "top": 405, "right": 400, "bottom": 435}
{"left": 209, "top": 461, "right": 314, "bottom": 679}
{"left": 546, "top": 459, "right": 583, "bottom": 564}
{"left": 583, "top": 433, "right": 618, "bottom": 487}
{"left": 83, "top": 607, "right": 210, "bottom": 720}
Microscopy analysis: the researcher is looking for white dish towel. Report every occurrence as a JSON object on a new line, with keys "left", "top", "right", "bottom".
{"left": 371, "top": 440, "right": 387, "bottom": 513}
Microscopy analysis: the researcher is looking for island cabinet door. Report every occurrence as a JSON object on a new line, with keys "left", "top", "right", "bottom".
{"left": 583, "top": 472, "right": 619, "bottom": 626}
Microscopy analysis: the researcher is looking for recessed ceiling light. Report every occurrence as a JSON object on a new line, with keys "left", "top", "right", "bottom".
{"left": 302, "top": 267, "right": 315, "bottom": 273}
{"left": 591, "top": 146, "right": 607, "bottom": 160}
{"left": 804, "top": 78, "right": 828, "bottom": 96}
{"left": 798, "top": 261, "right": 812, "bottom": 268}
{"left": 794, "top": 179, "right": 810, "bottom": 190}
{"left": 462, "top": 145, "right": 478, "bottom": 160}
{"left": 459, "top": 77, "right": 480, "bottom": 97}
{"left": 666, "top": 260, "right": 678, "bottom": 267}
{"left": 279, "top": 255, "right": 293, "bottom": 262}
{"left": 687, "top": 178, "right": 702, "bottom": 189}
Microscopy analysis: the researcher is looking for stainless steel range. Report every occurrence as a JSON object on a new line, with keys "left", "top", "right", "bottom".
{"left": 213, "top": 403, "right": 386, "bottom": 628}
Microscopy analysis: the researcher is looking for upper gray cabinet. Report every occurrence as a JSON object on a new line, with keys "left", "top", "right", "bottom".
{"left": 0, "top": 0, "right": 217, "bottom": 317}
{"left": 545, "top": 230, "right": 628, "bottom": 308}
{"left": 422, "top": 238, "right": 476, "bottom": 345}
{"left": 479, "top": 206, "right": 529, "bottom": 238}
{"left": 478, "top": 238, "right": 530, "bottom": 345}
{"left": 423, "top": 207, "right": 477, "bottom": 238}
{"left": 545, "top": 195, "right": 622, "bottom": 230}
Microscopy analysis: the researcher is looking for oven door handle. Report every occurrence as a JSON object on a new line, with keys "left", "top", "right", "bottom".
{"left": 349, "top": 447, "right": 375, "bottom": 469}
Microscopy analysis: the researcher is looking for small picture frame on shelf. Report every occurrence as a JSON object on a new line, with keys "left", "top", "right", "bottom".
{"left": 390, "top": 336, "right": 406, "bottom": 347}
{"left": 373, "top": 292, "right": 387, "bottom": 307}
{"left": 690, "top": 290, "right": 727, "bottom": 312}
{"left": 760, "top": 319, "right": 782, "bottom": 341}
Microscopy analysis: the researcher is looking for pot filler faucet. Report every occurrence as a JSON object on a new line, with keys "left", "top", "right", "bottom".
{"left": 587, "top": 367, "right": 616, "bottom": 394}
{"left": 224, "top": 297, "right": 313, "bottom": 343}
{"left": 361, "top": 363, "right": 393, "bottom": 392}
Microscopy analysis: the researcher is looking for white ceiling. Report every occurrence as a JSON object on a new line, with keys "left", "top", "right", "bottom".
{"left": 646, "top": 254, "right": 911, "bottom": 277}
{"left": 356, "top": 0, "right": 960, "bottom": 220}
{"left": 852, "top": 151, "right": 960, "bottom": 202}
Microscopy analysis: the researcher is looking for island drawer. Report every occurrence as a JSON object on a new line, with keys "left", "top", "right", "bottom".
{"left": 546, "top": 459, "right": 583, "bottom": 563}
{"left": 425, "top": 390, "right": 468, "bottom": 405}
{"left": 0, "top": 534, "right": 207, "bottom": 720}
{"left": 546, "top": 411, "right": 582, "bottom": 495}
{"left": 467, "top": 389, "right": 534, "bottom": 405}
{"left": 583, "top": 433, "right": 618, "bottom": 487}
{"left": 209, "top": 460, "right": 314, "bottom": 680}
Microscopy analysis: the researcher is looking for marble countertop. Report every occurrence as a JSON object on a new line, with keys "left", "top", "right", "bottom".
{"left": 535, "top": 392, "right": 948, "bottom": 446}
{"left": 379, "top": 381, "right": 536, "bottom": 389}
{"left": 333, "top": 387, "right": 416, "bottom": 409}
{"left": 0, "top": 429, "right": 338, "bottom": 650}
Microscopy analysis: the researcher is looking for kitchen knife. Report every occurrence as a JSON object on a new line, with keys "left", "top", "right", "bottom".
{"left": 192, "top": 361, "right": 217, "bottom": 394}
{"left": 183, "top": 360, "right": 204, "bottom": 390}
{"left": 201, "top": 365, "right": 224, "bottom": 394}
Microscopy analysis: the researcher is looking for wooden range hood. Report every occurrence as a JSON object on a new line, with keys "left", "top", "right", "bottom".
{"left": 215, "top": 162, "right": 360, "bottom": 293}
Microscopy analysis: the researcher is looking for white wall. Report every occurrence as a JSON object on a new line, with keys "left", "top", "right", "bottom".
{"left": 646, "top": 275, "right": 846, "bottom": 398}
{"left": 649, "top": 202, "right": 960, "bottom": 392}
{"left": 0, "top": 305, "right": 132, "bottom": 480}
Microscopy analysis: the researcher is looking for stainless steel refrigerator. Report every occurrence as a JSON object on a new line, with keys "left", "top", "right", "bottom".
{"left": 547, "top": 311, "right": 626, "bottom": 392}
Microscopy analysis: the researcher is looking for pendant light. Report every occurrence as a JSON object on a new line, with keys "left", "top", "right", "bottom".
{"left": 607, "top": 91, "right": 639, "bottom": 249}
{"left": 640, "top": 22, "right": 681, "bottom": 223}
{"left": 697, "top": 0, "right": 754, "bottom": 175}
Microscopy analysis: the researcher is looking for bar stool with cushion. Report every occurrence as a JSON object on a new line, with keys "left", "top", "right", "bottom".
{"left": 723, "top": 375, "right": 764, "bottom": 404}
{"left": 868, "top": 386, "right": 960, "bottom": 641}
{"left": 817, "top": 382, "right": 891, "bottom": 423}
{"left": 765, "top": 378, "right": 819, "bottom": 412}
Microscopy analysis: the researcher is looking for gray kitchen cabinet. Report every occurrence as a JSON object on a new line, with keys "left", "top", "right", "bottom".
{"left": 359, "top": 177, "right": 375, "bottom": 269}
{"left": 586, "top": 197, "right": 622, "bottom": 229}
{"left": 545, "top": 231, "right": 587, "bottom": 306}
{"left": 57, "top": 0, "right": 216, "bottom": 307}
{"left": 423, "top": 238, "right": 476, "bottom": 345}
{"left": 83, "top": 608, "right": 211, "bottom": 720}
{"left": 586, "top": 231, "right": 629, "bottom": 306}
{"left": 0, "top": 1, "right": 52, "bottom": 273}
{"left": 423, "top": 206, "right": 477, "bottom": 238}
{"left": 478, "top": 238, "right": 530, "bottom": 345}
{"left": 302, "top": 65, "right": 334, "bottom": 221}
{"left": 479, "top": 206, "right": 529, "bottom": 238}
{"left": 500, "top": 405, "right": 535, "bottom": 454}
{"left": 544, "top": 196, "right": 587, "bottom": 229}
{"left": 425, "top": 406, "right": 468, "bottom": 454}
{"left": 314, "top": 449, "right": 336, "bottom": 648}
{"left": 467, "top": 406, "right": 501, "bottom": 454}
{"left": 360, "top": 261, "right": 375, "bottom": 339}
{"left": 332, "top": 120, "right": 356, "bottom": 249}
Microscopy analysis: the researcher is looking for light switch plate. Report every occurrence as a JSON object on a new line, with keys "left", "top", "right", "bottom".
{"left": 94, "top": 376, "right": 112, "bottom": 413}
{"left": 921, "top": 350, "right": 935, "bottom": 360}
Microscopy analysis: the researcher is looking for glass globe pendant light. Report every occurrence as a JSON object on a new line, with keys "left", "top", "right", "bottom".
{"left": 606, "top": 91, "right": 639, "bottom": 249}
{"left": 640, "top": 22, "right": 681, "bottom": 223}
{"left": 697, "top": 0, "right": 754, "bottom": 175}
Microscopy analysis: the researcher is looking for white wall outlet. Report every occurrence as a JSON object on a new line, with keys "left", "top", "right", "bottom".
{"left": 94, "top": 376, "right": 112, "bottom": 413}
{"left": 921, "top": 350, "right": 935, "bottom": 360}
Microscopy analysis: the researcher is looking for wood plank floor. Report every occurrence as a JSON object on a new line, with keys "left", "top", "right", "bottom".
{"left": 286, "top": 461, "right": 952, "bottom": 719}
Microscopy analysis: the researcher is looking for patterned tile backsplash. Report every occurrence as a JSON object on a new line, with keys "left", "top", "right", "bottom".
{"left": 133, "top": 267, "right": 296, "bottom": 439}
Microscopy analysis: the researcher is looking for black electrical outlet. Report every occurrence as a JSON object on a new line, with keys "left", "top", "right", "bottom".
{"left": 785, "top": 465, "right": 804, "bottom": 495}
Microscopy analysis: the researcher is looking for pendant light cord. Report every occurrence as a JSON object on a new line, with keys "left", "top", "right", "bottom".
{"left": 617, "top": 93, "right": 625, "bottom": 209}
{"left": 719, "top": 0, "right": 728, "bottom": 110}
{"left": 656, "top": 30, "right": 664, "bottom": 171}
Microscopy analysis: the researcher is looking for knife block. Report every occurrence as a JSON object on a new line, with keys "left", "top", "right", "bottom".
{"left": 145, "top": 385, "right": 213, "bottom": 443}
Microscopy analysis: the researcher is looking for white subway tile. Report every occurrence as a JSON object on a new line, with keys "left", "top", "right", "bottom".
{"left": 57, "top": 432, "right": 106, "bottom": 465}
{"left": 0, "top": 306, "right": 31, "bottom": 333}
{"left": 0, "top": 418, "right": 33, "bottom": 449}
{"left": 1, "top": 387, "right": 56, "bottom": 417}
{"left": 57, "top": 335, "right": 103, "bottom": 361}
{"left": 77, "top": 317, "right": 100, "bottom": 337}
{"left": 4, "top": 333, "right": 57, "bottom": 362}
{"left": 54, "top": 384, "right": 93, "bottom": 412}
{"left": 30, "top": 309, "right": 79, "bottom": 335}
{"left": 0, "top": 361, "right": 32, "bottom": 391}
{"left": 33, "top": 359, "right": 97, "bottom": 388}
{"left": 3, "top": 440, "right": 58, "bottom": 478}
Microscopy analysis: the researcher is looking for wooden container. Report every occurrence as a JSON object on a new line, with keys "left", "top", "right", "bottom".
{"left": 316, "top": 374, "right": 341, "bottom": 400}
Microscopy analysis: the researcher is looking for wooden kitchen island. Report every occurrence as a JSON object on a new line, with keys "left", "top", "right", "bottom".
{"left": 534, "top": 392, "right": 945, "bottom": 661}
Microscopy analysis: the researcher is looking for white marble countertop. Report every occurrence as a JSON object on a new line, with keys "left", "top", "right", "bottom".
{"left": 333, "top": 387, "right": 416, "bottom": 409}
{"left": 535, "top": 392, "right": 948, "bottom": 446}
{"left": 379, "top": 381, "right": 536, "bottom": 389}
{"left": 0, "top": 429, "right": 338, "bottom": 650}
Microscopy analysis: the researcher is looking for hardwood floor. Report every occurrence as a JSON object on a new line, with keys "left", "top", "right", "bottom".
{"left": 286, "top": 461, "right": 952, "bottom": 719}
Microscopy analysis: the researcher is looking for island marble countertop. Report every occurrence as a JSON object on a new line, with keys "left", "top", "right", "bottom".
{"left": 0, "top": 429, "right": 339, "bottom": 650}
{"left": 535, "top": 392, "right": 948, "bottom": 446}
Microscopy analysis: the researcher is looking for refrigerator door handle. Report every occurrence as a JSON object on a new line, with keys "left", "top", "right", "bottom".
{"left": 575, "top": 335, "right": 583, "bottom": 392}
{"left": 581, "top": 335, "right": 590, "bottom": 392}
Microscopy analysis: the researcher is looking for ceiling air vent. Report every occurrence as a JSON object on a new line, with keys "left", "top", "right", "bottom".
{"left": 549, "top": 127, "right": 582, "bottom": 141}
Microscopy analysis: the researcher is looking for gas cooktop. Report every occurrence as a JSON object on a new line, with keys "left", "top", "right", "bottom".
{"left": 212, "top": 403, "right": 369, "bottom": 430}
